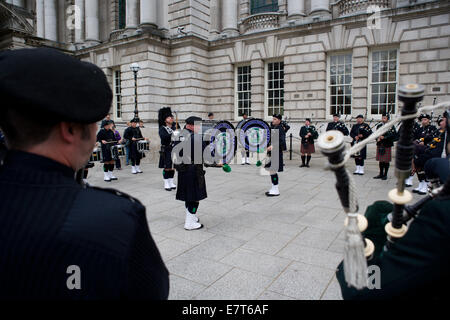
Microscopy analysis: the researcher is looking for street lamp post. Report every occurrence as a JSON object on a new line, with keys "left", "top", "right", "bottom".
{"left": 130, "top": 62, "right": 140, "bottom": 119}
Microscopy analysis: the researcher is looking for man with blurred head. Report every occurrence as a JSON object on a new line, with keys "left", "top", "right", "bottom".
{"left": 0, "top": 48, "right": 168, "bottom": 300}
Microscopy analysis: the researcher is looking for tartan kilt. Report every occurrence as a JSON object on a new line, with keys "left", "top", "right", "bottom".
{"left": 301, "top": 143, "right": 315, "bottom": 154}
{"left": 376, "top": 146, "right": 392, "bottom": 162}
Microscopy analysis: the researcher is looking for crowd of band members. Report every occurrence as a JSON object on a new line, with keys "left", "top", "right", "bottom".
{"left": 94, "top": 109, "right": 447, "bottom": 196}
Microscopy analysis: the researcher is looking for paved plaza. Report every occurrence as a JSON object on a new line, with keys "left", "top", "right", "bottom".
{"left": 87, "top": 146, "right": 425, "bottom": 300}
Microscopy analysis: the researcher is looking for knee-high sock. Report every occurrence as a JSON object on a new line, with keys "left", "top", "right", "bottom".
{"left": 360, "top": 159, "right": 365, "bottom": 166}
{"left": 417, "top": 171, "right": 426, "bottom": 182}
{"left": 378, "top": 162, "right": 383, "bottom": 175}
{"left": 384, "top": 163, "right": 390, "bottom": 176}
{"left": 103, "top": 164, "right": 108, "bottom": 172}
{"left": 163, "top": 170, "right": 169, "bottom": 179}
{"left": 306, "top": 155, "right": 311, "bottom": 165}
{"left": 271, "top": 174, "right": 279, "bottom": 186}
{"left": 135, "top": 158, "right": 141, "bottom": 166}
{"left": 109, "top": 163, "right": 114, "bottom": 172}
{"left": 301, "top": 156, "right": 306, "bottom": 165}
{"left": 168, "top": 170, "right": 175, "bottom": 179}
{"left": 186, "top": 201, "right": 199, "bottom": 214}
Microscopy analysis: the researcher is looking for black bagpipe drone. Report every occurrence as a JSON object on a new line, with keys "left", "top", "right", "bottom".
{"left": 317, "top": 83, "right": 450, "bottom": 289}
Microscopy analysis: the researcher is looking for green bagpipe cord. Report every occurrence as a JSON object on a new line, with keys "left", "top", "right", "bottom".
{"left": 222, "top": 164, "right": 231, "bottom": 173}
{"left": 363, "top": 200, "right": 393, "bottom": 259}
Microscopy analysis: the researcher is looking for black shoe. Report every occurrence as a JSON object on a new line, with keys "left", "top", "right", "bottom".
{"left": 265, "top": 192, "right": 280, "bottom": 197}
{"left": 373, "top": 175, "right": 383, "bottom": 179}
{"left": 306, "top": 164, "right": 310, "bottom": 168}
{"left": 165, "top": 188, "right": 172, "bottom": 192}
{"left": 381, "top": 175, "right": 387, "bottom": 180}
{"left": 300, "top": 164, "right": 306, "bottom": 168}
{"left": 171, "top": 187, "right": 177, "bottom": 190}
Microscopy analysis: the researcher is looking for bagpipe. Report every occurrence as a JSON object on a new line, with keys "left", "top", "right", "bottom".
{"left": 302, "top": 126, "right": 319, "bottom": 145}
{"left": 352, "top": 123, "right": 372, "bottom": 158}
{"left": 317, "top": 83, "right": 450, "bottom": 289}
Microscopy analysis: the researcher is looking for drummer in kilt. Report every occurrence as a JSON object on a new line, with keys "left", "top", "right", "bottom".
{"left": 123, "top": 117, "right": 146, "bottom": 174}
{"left": 158, "top": 107, "right": 177, "bottom": 191}
{"left": 265, "top": 114, "right": 286, "bottom": 197}
{"left": 96, "top": 120, "right": 118, "bottom": 182}
{"left": 299, "top": 118, "right": 318, "bottom": 168}
{"left": 373, "top": 113, "right": 397, "bottom": 180}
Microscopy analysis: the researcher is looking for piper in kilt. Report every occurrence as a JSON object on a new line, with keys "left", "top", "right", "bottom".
{"left": 299, "top": 118, "right": 319, "bottom": 168}
{"left": 265, "top": 114, "right": 286, "bottom": 197}
{"left": 350, "top": 114, "right": 373, "bottom": 175}
{"left": 374, "top": 113, "right": 397, "bottom": 180}
{"left": 158, "top": 107, "right": 177, "bottom": 191}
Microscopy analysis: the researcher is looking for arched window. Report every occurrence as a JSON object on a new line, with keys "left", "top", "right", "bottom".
{"left": 251, "top": 0, "right": 278, "bottom": 15}
{"left": 118, "top": 0, "right": 126, "bottom": 29}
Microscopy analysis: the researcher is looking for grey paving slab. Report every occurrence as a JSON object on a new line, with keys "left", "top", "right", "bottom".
{"left": 166, "top": 253, "right": 233, "bottom": 286}
{"left": 257, "top": 290, "right": 295, "bottom": 300}
{"left": 195, "top": 268, "right": 273, "bottom": 300}
{"left": 277, "top": 242, "right": 343, "bottom": 271}
{"left": 268, "top": 262, "right": 335, "bottom": 300}
{"left": 168, "top": 275, "right": 207, "bottom": 300}
{"left": 207, "top": 222, "right": 263, "bottom": 241}
{"left": 251, "top": 219, "right": 305, "bottom": 236}
{"left": 242, "top": 231, "right": 295, "bottom": 255}
{"left": 292, "top": 227, "right": 339, "bottom": 250}
{"left": 160, "top": 226, "right": 216, "bottom": 246}
{"left": 220, "top": 248, "right": 291, "bottom": 278}
{"left": 184, "top": 235, "right": 245, "bottom": 261}
{"left": 321, "top": 276, "right": 343, "bottom": 300}
{"left": 157, "top": 238, "right": 195, "bottom": 262}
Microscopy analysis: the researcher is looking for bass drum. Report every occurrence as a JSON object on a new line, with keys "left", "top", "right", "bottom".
{"left": 207, "top": 120, "right": 236, "bottom": 164}
{"left": 237, "top": 118, "right": 271, "bottom": 153}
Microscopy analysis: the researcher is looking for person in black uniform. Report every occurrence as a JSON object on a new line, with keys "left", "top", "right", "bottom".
{"left": 0, "top": 48, "right": 168, "bottom": 300}
{"left": 123, "top": 118, "right": 146, "bottom": 174}
{"left": 373, "top": 113, "right": 397, "bottom": 180}
{"left": 174, "top": 116, "right": 206, "bottom": 230}
{"left": 412, "top": 114, "right": 438, "bottom": 194}
{"left": 97, "top": 120, "right": 118, "bottom": 182}
{"left": 238, "top": 113, "right": 251, "bottom": 165}
{"left": 350, "top": 114, "right": 373, "bottom": 175}
{"left": 158, "top": 107, "right": 177, "bottom": 191}
{"left": 265, "top": 114, "right": 286, "bottom": 197}
{"left": 101, "top": 113, "right": 115, "bottom": 129}
{"left": 299, "top": 118, "right": 318, "bottom": 168}
{"left": 326, "top": 114, "right": 349, "bottom": 136}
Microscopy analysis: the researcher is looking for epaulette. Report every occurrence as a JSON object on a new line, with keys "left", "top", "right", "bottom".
{"left": 87, "top": 185, "right": 143, "bottom": 206}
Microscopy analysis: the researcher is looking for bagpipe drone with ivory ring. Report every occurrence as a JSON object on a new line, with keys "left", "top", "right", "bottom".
{"left": 317, "top": 83, "right": 450, "bottom": 289}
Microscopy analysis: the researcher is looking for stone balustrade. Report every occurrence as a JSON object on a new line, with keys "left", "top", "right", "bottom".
{"left": 336, "top": 0, "right": 391, "bottom": 16}
{"left": 241, "top": 13, "right": 281, "bottom": 33}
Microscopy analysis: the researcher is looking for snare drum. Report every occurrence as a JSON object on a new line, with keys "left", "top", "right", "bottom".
{"left": 111, "top": 144, "right": 125, "bottom": 159}
{"left": 137, "top": 140, "right": 150, "bottom": 153}
{"left": 90, "top": 147, "right": 102, "bottom": 162}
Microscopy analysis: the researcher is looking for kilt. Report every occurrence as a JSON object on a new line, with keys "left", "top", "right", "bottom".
{"left": 101, "top": 144, "right": 113, "bottom": 162}
{"left": 376, "top": 146, "right": 392, "bottom": 162}
{"left": 129, "top": 141, "right": 142, "bottom": 161}
{"left": 158, "top": 146, "right": 173, "bottom": 169}
{"left": 176, "top": 164, "right": 207, "bottom": 202}
{"left": 264, "top": 150, "right": 284, "bottom": 172}
{"left": 301, "top": 143, "right": 315, "bottom": 154}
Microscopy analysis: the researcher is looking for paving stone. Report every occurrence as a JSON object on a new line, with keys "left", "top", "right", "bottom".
{"left": 321, "top": 276, "right": 343, "bottom": 300}
{"left": 221, "top": 248, "right": 291, "bottom": 278}
{"left": 277, "top": 242, "right": 343, "bottom": 270}
{"left": 184, "top": 235, "right": 245, "bottom": 261}
{"left": 160, "top": 226, "right": 216, "bottom": 245}
{"left": 208, "top": 222, "right": 263, "bottom": 241}
{"left": 166, "top": 253, "right": 233, "bottom": 286}
{"left": 168, "top": 275, "right": 207, "bottom": 300}
{"left": 292, "top": 227, "right": 339, "bottom": 250}
{"left": 257, "top": 290, "right": 295, "bottom": 300}
{"left": 242, "top": 231, "right": 295, "bottom": 255}
{"left": 194, "top": 268, "right": 273, "bottom": 300}
{"left": 268, "top": 262, "right": 335, "bottom": 300}
{"left": 157, "top": 238, "right": 194, "bottom": 262}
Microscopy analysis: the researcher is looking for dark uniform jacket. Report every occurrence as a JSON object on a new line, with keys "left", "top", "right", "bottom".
{"left": 265, "top": 124, "right": 286, "bottom": 172}
{"left": 0, "top": 151, "right": 169, "bottom": 300}
{"left": 375, "top": 123, "right": 397, "bottom": 148}
{"left": 299, "top": 126, "right": 319, "bottom": 145}
{"left": 123, "top": 126, "right": 144, "bottom": 160}
{"left": 159, "top": 125, "right": 175, "bottom": 169}
{"left": 175, "top": 129, "right": 207, "bottom": 202}
{"left": 350, "top": 123, "right": 372, "bottom": 159}
{"left": 414, "top": 124, "right": 437, "bottom": 145}
{"left": 96, "top": 128, "right": 116, "bottom": 162}
{"left": 337, "top": 196, "right": 450, "bottom": 300}
{"left": 326, "top": 121, "right": 349, "bottom": 136}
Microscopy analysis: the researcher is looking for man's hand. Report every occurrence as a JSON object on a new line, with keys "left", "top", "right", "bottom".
{"left": 267, "top": 146, "right": 273, "bottom": 152}
{"left": 355, "top": 136, "right": 360, "bottom": 141}
{"left": 132, "top": 138, "right": 137, "bottom": 141}
{"left": 101, "top": 140, "right": 107, "bottom": 144}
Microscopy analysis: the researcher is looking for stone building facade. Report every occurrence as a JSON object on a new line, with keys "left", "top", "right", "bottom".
{"left": 1, "top": 0, "right": 449, "bottom": 136}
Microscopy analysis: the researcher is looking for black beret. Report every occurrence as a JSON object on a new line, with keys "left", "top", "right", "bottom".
{"left": 356, "top": 114, "right": 364, "bottom": 119}
{"left": 382, "top": 113, "right": 390, "bottom": 119}
{"left": 305, "top": 118, "right": 311, "bottom": 122}
{"left": 418, "top": 113, "right": 431, "bottom": 121}
{"left": 208, "top": 112, "right": 214, "bottom": 117}
{"left": 185, "top": 116, "right": 202, "bottom": 125}
{"left": 333, "top": 114, "right": 341, "bottom": 118}
{"left": 0, "top": 48, "right": 112, "bottom": 124}
{"left": 131, "top": 117, "right": 140, "bottom": 123}
{"left": 273, "top": 114, "right": 282, "bottom": 120}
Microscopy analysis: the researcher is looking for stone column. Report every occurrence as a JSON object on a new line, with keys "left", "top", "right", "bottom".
{"left": 221, "top": 0, "right": 238, "bottom": 35}
{"left": 158, "top": 0, "right": 169, "bottom": 31}
{"left": 126, "top": 0, "right": 139, "bottom": 29}
{"left": 310, "top": 0, "right": 330, "bottom": 15}
{"left": 140, "top": 0, "right": 157, "bottom": 28}
{"left": 74, "top": 0, "right": 85, "bottom": 43}
{"left": 44, "top": 0, "right": 57, "bottom": 41}
{"left": 85, "top": 0, "right": 99, "bottom": 42}
{"left": 287, "top": 0, "right": 305, "bottom": 19}
{"left": 210, "top": 0, "right": 220, "bottom": 35}
{"left": 36, "top": 0, "right": 45, "bottom": 38}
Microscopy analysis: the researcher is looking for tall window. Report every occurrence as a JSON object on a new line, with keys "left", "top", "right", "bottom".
{"left": 370, "top": 50, "right": 398, "bottom": 115}
{"left": 251, "top": 0, "right": 278, "bottom": 14}
{"left": 118, "top": 0, "right": 126, "bottom": 29}
{"left": 236, "top": 66, "right": 252, "bottom": 117}
{"left": 329, "top": 54, "right": 352, "bottom": 115}
{"left": 267, "top": 61, "right": 284, "bottom": 116}
{"left": 114, "top": 70, "right": 122, "bottom": 119}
